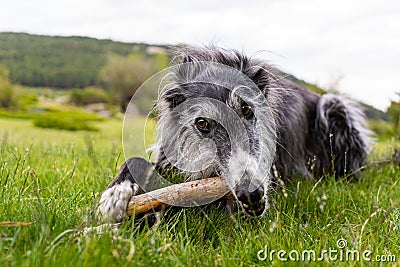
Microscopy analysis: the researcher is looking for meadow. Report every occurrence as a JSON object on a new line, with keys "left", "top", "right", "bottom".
{"left": 0, "top": 117, "right": 399, "bottom": 266}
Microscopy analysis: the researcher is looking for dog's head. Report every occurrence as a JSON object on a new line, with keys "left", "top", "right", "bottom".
{"left": 154, "top": 45, "right": 281, "bottom": 216}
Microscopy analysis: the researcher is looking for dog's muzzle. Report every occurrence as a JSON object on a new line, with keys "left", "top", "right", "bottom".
{"left": 235, "top": 180, "right": 266, "bottom": 216}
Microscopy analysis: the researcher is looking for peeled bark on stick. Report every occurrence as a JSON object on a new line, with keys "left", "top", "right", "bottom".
{"left": 126, "top": 177, "right": 230, "bottom": 217}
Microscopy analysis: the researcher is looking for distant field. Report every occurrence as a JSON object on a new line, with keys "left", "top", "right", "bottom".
{"left": 0, "top": 117, "right": 399, "bottom": 266}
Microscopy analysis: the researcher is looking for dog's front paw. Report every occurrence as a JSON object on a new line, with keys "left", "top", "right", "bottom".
{"left": 97, "top": 181, "right": 139, "bottom": 223}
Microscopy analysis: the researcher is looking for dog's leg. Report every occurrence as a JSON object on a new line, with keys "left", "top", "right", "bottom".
{"left": 97, "top": 157, "right": 155, "bottom": 223}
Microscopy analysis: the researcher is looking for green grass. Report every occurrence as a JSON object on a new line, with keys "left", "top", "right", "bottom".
{"left": 0, "top": 117, "right": 399, "bottom": 266}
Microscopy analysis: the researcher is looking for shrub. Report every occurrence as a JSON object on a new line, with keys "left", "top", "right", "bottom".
{"left": 387, "top": 94, "right": 400, "bottom": 138}
{"left": 16, "top": 93, "right": 39, "bottom": 111}
{"left": 0, "top": 66, "right": 16, "bottom": 108}
{"left": 33, "top": 111, "right": 103, "bottom": 131}
{"left": 99, "top": 52, "right": 168, "bottom": 111}
{"left": 0, "top": 109, "right": 34, "bottom": 119}
{"left": 70, "top": 87, "right": 109, "bottom": 106}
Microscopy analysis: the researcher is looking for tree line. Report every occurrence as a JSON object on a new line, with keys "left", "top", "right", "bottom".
{"left": 0, "top": 32, "right": 166, "bottom": 88}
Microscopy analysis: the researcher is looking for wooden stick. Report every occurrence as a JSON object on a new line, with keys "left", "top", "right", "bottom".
{"left": 126, "top": 149, "right": 399, "bottom": 217}
{"left": 126, "top": 177, "right": 230, "bottom": 217}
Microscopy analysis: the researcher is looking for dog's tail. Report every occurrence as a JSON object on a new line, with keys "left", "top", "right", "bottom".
{"left": 315, "top": 94, "right": 372, "bottom": 177}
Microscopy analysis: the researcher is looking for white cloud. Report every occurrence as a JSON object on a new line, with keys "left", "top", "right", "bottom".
{"left": 1, "top": 0, "right": 399, "bottom": 110}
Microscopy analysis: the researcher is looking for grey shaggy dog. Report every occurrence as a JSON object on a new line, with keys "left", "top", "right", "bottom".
{"left": 97, "top": 45, "right": 371, "bottom": 223}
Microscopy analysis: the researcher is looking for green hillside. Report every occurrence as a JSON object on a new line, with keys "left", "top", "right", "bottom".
{"left": 0, "top": 32, "right": 164, "bottom": 88}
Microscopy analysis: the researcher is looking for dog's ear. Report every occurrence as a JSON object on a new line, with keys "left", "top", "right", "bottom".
{"left": 164, "top": 87, "right": 186, "bottom": 110}
{"left": 248, "top": 67, "right": 270, "bottom": 94}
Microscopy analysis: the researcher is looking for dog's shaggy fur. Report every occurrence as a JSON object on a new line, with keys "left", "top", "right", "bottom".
{"left": 97, "top": 45, "right": 371, "bottom": 222}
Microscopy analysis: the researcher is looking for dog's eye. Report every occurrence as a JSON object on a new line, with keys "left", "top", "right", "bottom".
{"left": 241, "top": 105, "right": 253, "bottom": 119}
{"left": 195, "top": 118, "right": 210, "bottom": 133}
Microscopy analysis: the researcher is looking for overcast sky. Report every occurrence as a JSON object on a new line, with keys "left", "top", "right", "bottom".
{"left": 1, "top": 0, "right": 399, "bottom": 110}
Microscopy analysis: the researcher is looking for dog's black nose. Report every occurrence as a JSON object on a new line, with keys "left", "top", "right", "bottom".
{"left": 236, "top": 184, "right": 266, "bottom": 216}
